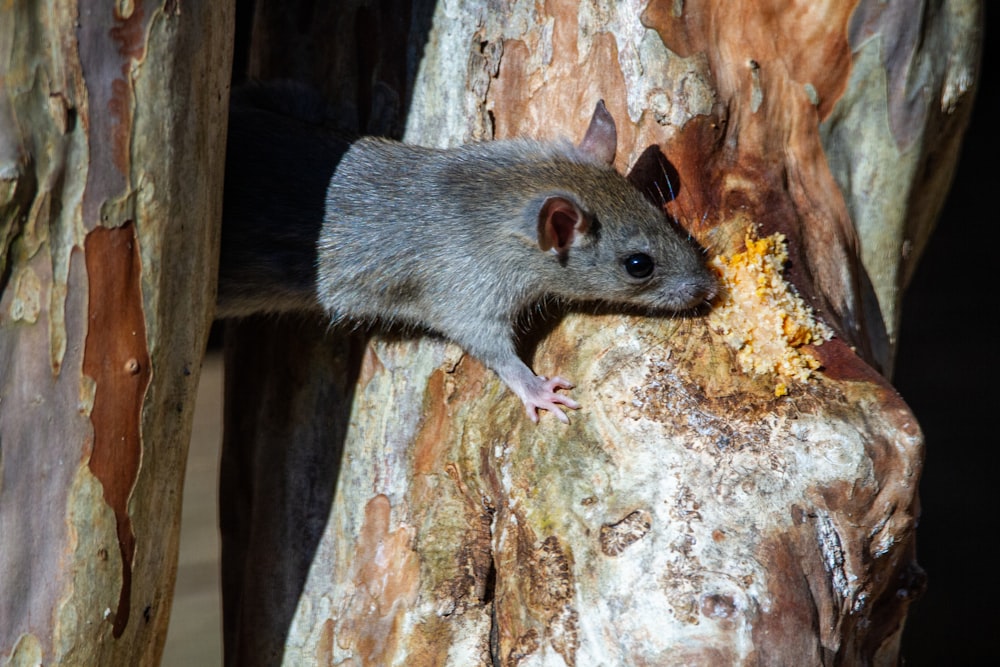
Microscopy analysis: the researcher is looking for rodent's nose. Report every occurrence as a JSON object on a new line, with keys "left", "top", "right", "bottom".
{"left": 698, "top": 272, "right": 719, "bottom": 303}
{"left": 675, "top": 271, "right": 719, "bottom": 309}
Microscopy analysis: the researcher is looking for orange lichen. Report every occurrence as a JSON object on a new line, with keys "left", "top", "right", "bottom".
{"left": 708, "top": 227, "right": 832, "bottom": 392}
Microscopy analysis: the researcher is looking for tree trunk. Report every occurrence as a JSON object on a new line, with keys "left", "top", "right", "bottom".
{"left": 0, "top": 2, "right": 232, "bottom": 665}
{"left": 221, "top": 1, "right": 979, "bottom": 665}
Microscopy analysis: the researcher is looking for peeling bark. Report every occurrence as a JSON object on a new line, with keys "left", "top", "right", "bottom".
{"left": 1, "top": 2, "right": 233, "bottom": 664}
{"left": 82, "top": 223, "right": 151, "bottom": 638}
{"left": 221, "top": 1, "right": 978, "bottom": 665}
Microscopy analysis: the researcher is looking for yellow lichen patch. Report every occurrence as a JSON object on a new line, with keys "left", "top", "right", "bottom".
{"left": 708, "top": 227, "right": 833, "bottom": 392}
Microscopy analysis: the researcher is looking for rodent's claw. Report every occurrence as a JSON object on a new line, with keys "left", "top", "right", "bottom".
{"left": 523, "top": 376, "right": 580, "bottom": 423}
{"left": 546, "top": 376, "right": 576, "bottom": 392}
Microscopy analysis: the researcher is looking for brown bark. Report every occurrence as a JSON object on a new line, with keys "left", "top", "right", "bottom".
{"left": 0, "top": 2, "right": 233, "bottom": 664}
{"left": 221, "top": 1, "right": 979, "bottom": 665}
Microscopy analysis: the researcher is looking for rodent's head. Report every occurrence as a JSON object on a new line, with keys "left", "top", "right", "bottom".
{"left": 532, "top": 100, "right": 718, "bottom": 312}
{"left": 536, "top": 179, "right": 718, "bottom": 312}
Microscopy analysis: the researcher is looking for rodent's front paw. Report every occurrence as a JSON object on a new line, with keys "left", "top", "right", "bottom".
{"left": 522, "top": 376, "right": 580, "bottom": 424}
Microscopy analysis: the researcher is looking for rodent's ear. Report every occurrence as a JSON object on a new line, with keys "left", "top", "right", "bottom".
{"left": 577, "top": 99, "right": 617, "bottom": 166}
{"left": 538, "top": 196, "right": 589, "bottom": 254}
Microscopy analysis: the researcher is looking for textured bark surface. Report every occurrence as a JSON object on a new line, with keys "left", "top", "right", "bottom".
{"left": 221, "top": 1, "right": 979, "bottom": 665}
{"left": 0, "top": 2, "right": 232, "bottom": 665}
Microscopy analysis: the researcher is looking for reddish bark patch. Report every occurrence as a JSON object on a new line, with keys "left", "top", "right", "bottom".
{"left": 643, "top": 0, "right": 855, "bottom": 120}
{"left": 413, "top": 365, "right": 453, "bottom": 476}
{"left": 491, "top": 24, "right": 629, "bottom": 158}
{"left": 339, "top": 495, "right": 420, "bottom": 664}
{"left": 315, "top": 618, "right": 335, "bottom": 666}
{"left": 810, "top": 338, "right": 887, "bottom": 387}
{"left": 107, "top": 4, "right": 147, "bottom": 174}
{"left": 83, "top": 222, "right": 151, "bottom": 637}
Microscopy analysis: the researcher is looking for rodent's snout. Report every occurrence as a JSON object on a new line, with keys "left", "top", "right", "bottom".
{"left": 696, "top": 269, "right": 720, "bottom": 303}
{"left": 666, "top": 266, "right": 719, "bottom": 311}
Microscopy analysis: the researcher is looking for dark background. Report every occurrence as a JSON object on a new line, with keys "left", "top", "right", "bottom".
{"left": 896, "top": 8, "right": 997, "bottom": 665}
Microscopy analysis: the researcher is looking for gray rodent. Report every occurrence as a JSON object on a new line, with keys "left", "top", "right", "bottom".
{"left": 218, "top": 82, "right": 718, "bottom": 422}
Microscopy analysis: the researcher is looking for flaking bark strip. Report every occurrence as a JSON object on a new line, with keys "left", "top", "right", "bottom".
{"left": 82, "top": 222, "right": 150, "bottom": 637}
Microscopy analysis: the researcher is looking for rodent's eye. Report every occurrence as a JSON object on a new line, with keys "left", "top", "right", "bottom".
{"left": 623, "top": 253, "right": 655, "bottom": 279}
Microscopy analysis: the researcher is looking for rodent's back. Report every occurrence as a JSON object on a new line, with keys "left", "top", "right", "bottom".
{"left": 315, "top": 138, "right": 541, "bottom": 330}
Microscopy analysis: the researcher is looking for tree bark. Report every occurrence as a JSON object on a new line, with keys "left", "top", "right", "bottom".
{"left": 1, "top": 2, "right": 232, "bottom": 665}
{"left": 221, "top": 1, "right": 980, "bottom": 665}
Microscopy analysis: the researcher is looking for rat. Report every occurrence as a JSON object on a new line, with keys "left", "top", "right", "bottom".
{"left": 217, "top": 82, "right": 718, "bottom": 422}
